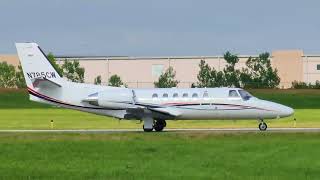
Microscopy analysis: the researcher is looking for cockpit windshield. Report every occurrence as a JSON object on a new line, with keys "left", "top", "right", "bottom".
{"left": 238, "top": 90, "right": 253, "bottom": 101}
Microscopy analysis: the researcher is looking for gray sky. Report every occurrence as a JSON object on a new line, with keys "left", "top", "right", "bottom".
{"left": 1, "top": 0, "right": 320, "bottom": 56}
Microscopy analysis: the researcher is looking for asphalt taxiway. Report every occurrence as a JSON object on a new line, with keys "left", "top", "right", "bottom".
{"left": 0, "top": 128, "right": 320, "bottom": 133}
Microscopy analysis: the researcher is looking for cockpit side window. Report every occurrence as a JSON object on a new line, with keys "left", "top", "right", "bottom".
{"left": 238, "top": 90, "right": 253, "bottom": 101}
{"left": 228, "top": 90, "right": 239, "bottom": 97}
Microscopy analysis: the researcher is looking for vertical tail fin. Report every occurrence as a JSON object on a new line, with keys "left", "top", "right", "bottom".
{"left": 15, "top": 43, "right": 62, "bottom": 88}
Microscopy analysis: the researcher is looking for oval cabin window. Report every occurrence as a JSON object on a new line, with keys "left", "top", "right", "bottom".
{"left": 163, "top": 93, "right": 168, "bottom": 98}
{"left": 192, "top": 93, "right": 198, "bottom": 98}
{"left": 182, "top": 93, "right": 188, "bottom": 98}
{"left": 152, "top": 93, "right": 158, "bottom": 98}
{"left": 173, "top": 93, "right": 178, "bottom": 98}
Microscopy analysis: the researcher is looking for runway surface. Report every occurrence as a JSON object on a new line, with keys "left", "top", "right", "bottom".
{"left": 0, "top": 128, "right": 320, "bottom": 133}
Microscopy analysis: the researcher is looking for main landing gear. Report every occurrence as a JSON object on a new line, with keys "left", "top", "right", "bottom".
{"left": 154, "top": 120, "right": 166, "bottom": 132}
{"left": 258, "top": 119, "right": 267, "bottom": 131}
{"left": 143, "top": 120, "right": 167, "bottom": 132}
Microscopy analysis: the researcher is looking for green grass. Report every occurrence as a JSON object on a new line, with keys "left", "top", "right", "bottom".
{"left": 249, "top": 89, "right": 320, "bottom": 109}
{"left": 2, "top": 88, "right": 320, "bottom": 109}
{"left": 0, "top": 132, "right": 319, "bottom": 179}
{"left": 0, "top": 108, "right": 317, "bottom": 129}
{"left": 0, "top": 89, "right": 51, "bottom": 109}
{"left": 0, "top": 88, "right": 320, "bottom": 129}
{"left": 0, "top": 89, "right": 319, "bottom": 179}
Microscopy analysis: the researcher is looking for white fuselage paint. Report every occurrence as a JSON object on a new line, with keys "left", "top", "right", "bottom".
{"left": 29, "top": 82, "right": 293, "bottom": 121}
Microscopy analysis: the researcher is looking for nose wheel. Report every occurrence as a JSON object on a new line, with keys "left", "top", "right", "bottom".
{"left": 258, "top": 121, "right": 267, "bottom": 131}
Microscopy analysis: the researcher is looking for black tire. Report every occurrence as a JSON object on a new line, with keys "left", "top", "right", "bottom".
{"left": 156, "top": 120, "right": 166, "bottom": 127}
{"left": 163, "top": 120, "right": 167, "bottom": 127}
{"left": 143, "top": 125, "right": 153, "bottom": 132}
{"left": 258, "top": 122, "right": 267, "bottom": 131}
{"left": 154, "top": 124, "right": 164, "bottom": 132}
{"left": 154, "top": 120, "right": 166, "bottom": 132}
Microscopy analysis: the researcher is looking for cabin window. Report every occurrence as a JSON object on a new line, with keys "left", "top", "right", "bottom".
{"left": 182, "top": 93, "right": 188, "bottom": 98}
{"left": 163, "top": 93, "right": 168, "bottom": 98}
{"left": 203, "top": 92, "right": 209, "bottom": 98}
{"left": 192, "top": 93, "right": 198, "bottom": 98}
{"left": 173, "top": 93, "right": 178, "bottom": 98}
{"left": 152, "top": 93, "right": 158, "bottom": 98}
{"left": 229, "top": 90, "right": 239, "bottom": 97}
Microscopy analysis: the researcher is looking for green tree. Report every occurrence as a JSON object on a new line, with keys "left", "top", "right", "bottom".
{"left": 47, "top": 53, "right": 63, "bottom": 77}
{"left": 94, "top": 75, "right": 102, "bottom": 85}
{"left": 223, "top": 51, "right": 241, "bottom": 87}
{"left": 240, "top": 52, "right": 280, "bottom": 88}
{"left": 197, "top": 60, "right": 225, "bottom": 87}
{"left": 0, "top": 62, "right": 16, "bottom": 88}
{"left": 61, "top": 60, "right": 85, "bottom": 83}
{"left": 154, "top": 66, "right": 179, "bottom": 88}
{"left": 108, "top": 74, "right": 125, "bottom": 87}
{"left": 15, "top": 64, "right": 26, "bottom": 88}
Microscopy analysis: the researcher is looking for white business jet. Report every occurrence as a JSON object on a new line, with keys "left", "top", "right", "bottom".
{"left": 16, "top": 43, "right": 294, "bottom": 132}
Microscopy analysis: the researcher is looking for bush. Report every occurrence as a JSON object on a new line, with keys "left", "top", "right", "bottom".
{"left": 196, "top": 60, "right": 225, "bottom": 87}
{"left": 61, "top": 60, "right": 85, "bottom": 83}
{"left": 154, "top": 66, "right": 179, "bottom": 88}
{"left": 0, "top": 62, "right": 16, "bottom": 88}
{"left": 240, "top": 53, "right": 280, "bottom": 89}
{"left": 108, "top": 74, "right": 126, "bottom": 87}
{"left": 0, "top": 62, "right": 26, "bottom": 88}
{"left": 291, "top": 80, "right": 320, "bottom": 89}
{"left": 94, "top": 75, "right": 102, "bottom": 85}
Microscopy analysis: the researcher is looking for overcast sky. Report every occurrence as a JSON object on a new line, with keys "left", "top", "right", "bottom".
{"left": 1, "top": 0, "right": 320, "bottom": 56}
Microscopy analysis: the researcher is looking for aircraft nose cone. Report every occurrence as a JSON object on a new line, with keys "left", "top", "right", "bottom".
{"left": 280, "top": 106, "right": 294, "bottom": 117}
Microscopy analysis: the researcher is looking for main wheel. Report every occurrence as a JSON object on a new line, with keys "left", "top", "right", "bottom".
{"left": 154, "top": 124, "right": 164, "bottom": 132}
{"left": 143, "top": 125, "right": 153, "bottom": 132}
{"left": 154, "top": 120, "right": 166, "bottom": 132}
{"left": 258, "top": 122, "right": 267, "bottom": 131}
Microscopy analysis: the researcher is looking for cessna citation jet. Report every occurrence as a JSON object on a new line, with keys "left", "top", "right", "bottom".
{"left": 16, "top": 43, "right": 294, "bottom": 132}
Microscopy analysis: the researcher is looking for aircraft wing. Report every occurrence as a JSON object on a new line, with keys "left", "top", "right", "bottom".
{"left": 32, "top": 77, "right": 61, "bottom": 88}
{"left": 125, "top": 106, "right": 181, "bottom": 120}
{"left": 148, "top": 108, "right": 182, "bottom": 117}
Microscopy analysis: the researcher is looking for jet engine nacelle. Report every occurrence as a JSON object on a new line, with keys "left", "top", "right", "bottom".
{"left": 97, "top": 89, "right": 135, "bottom": 109}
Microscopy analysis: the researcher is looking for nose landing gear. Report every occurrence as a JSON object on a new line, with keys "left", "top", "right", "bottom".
{"left": 258, "top": 119, "right": 267, "bottom": 131}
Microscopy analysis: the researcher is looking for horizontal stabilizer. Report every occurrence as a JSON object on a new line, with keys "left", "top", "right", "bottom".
{"left": 32, "top": 77, "right": 61, "bottom": 88}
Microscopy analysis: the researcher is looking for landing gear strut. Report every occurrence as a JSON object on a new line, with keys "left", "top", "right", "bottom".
{"left": 143, "top": 125, "right": 153, "bottom": 132}
{"left": 258, "top": 119, "right": 267, "bottom": 131}
{"left": 142, "top": 116, "right": 154, "bottom": 132}
{"left": 153, "top": 120, "right": 166, "bottom": 132}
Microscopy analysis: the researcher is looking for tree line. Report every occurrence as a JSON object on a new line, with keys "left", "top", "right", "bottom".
{"left": 155, "top": 52, "right": 280, "bottom": 88}
{"left": 0, "top": 51, "right": 317, "bottom": 89}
